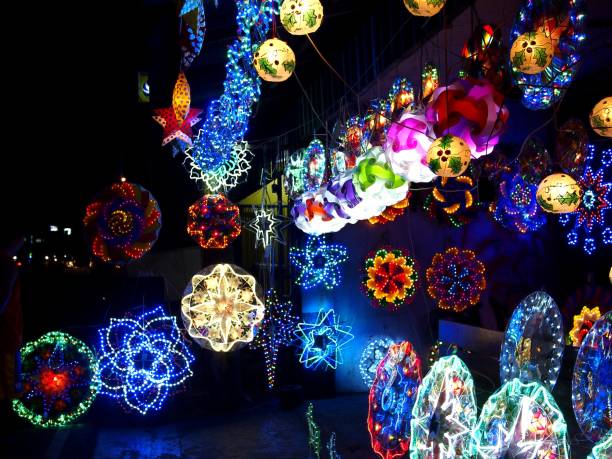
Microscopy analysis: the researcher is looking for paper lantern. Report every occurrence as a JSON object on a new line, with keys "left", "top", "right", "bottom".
{"left": 510, "top": 31, "right": 553, "bottom": 75}
{"left": 590, "top": 97, "right": 612, "bottom": 138}
{"left": 426, "top": 135, "right": 471, "bottom": 177}
{"left": 186, "top": 194, "right": 241, "bottom": 249}
{"left": 181, "top": 264, "right": 265, "bottom": 352}
{"left": 403, "top": 0, "right": 446, "bottom": 18}
{"left": 254, "top": 38, "right": 296, "bottom": 82}
{"left": 536, "top": 173, "right": 582, "bottom": 213}
{"left": 569, "top": 306, "right": 601, "bottom": 347}
{"left": 280, "top": 0, "right": 323, "bottom": 35}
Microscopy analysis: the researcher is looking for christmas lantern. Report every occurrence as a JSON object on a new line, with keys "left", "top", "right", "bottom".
{"left": 536, "top": 173, "right": 582, "bottom": 214}
{"left": 426, "top": 135, "right": 471, "bottom": 177}
{"left": 280, "top": 0, "right": 324, "bottom": 35}
{"left": 510, "top": 31, "right": 553, "bottom": 75}
{"left": 403, "top": 0, "right": 446, "bottom": 17}
{"left": 253, "top": 38, "right": 296, "bottom": 82}
{"left": 589, "top": 97, "right": 612, "bottom": 138}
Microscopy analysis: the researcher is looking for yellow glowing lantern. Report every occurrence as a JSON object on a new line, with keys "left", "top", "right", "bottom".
{"left": 280, "top": 0, "right": 324, "bottom": 35}
{"left": 589, "top": 97, "right": 612, "bottom": 138}
{"left": 172, "top": 71, "right": 191, "bottom": 124}
{"left": 570, "top": 306, "right": 601, "bottom": 347}
{"left": 536, "top": 173, "right": 582, "bottom": 213}
{"left": 426, "top": 135, "right": 471, "bottom": 177}
{"left": 254, "top": 38, "right": 296, "bottom": 82}
{"left": 403, "top": 0, "right": 446, "bottom": 17}
{"left": 510, "top": 31, "right": 553, "bottom": 75}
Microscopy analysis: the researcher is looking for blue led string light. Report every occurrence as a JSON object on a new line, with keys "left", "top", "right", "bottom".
{"left": 97, "top": 306, "right": 195, "bottom": 415}
{"left": 289, "top": 235, "right": 348, "bottom": 290}
{"left": 359, "top": 336, "right": 395, "bottom": 388}
{"left": 490, "top": 172, "right": 546, "bottom": 233}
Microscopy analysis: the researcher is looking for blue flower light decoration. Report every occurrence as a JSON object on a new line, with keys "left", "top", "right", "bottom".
{"left": 97, "top": 306, "right": 195, "bottom": 415}
{"left": 289, "top": 235, "right": 348, "bottom": 290}
{"left": 294, "top": 309, "right": 354, "bottom": 370}
{"left": 559, "top": 145, "right": 612, "bottom": 255}
{"left": 490, "top": 172, "right": 546, "bottom": 233}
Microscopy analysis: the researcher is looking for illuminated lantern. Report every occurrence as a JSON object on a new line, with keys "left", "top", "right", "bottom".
{"left": 510, "top": 31, "right": 553, "bottom": 75}
{"left": 536, "top": 173, "right": 582, "bottom": 213}
{"left": 253, "top": 38, "right": 296, "bottom": 82}
{"left": 280, "top": 0, "right": 324, "bottom": 35}
{"left": 426, "top": 135, "right": 471, "bottom": 177}
{"left": 421, "top": 62, "right": 439, "bottom": 99}
{"left": 403, "top": 0, "right": 446, "bottom": 17}
{"left": 186, "top": 194, "right": 241, "bottom": 249}
{"left": 590, "top": 97, "right": 612, "bottom": 138}
{"left": 569, "top": 306, "right": 601, "bottom": 347}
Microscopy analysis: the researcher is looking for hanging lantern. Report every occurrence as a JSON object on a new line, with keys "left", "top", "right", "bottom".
{"left": 510, "top": 31, "right": 553, "bottom": 75}
{"left": 426, "top": 135, "right": 471, "bottom": 177}
{"left": 253, "top": 38, "right": 296, "bottom": 82}
{"left": 536, "top": 173, "right": 582, "bottom": 213}
{"left": 421, "top": 62, "right": 439, "bottom": 100}
{"left": 589, "top": 97, "right": 612, "bottom": 138}
{"left": 403, "top": 0, "right": 446, "bottom": 17}
{"left": 280, "top": 0, "right": 324, "bottom": 35}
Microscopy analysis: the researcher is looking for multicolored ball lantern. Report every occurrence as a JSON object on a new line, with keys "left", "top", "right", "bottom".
{"left": 186, "top": 194, "right": 241, "bottom": 249}
{"left": 280, "top": 0, "right": 324, "bottom": 35}
{"left": 510, "top": 31, "right": 553, "bottom": 75}
{"left": 359, "top": 336, "right": 395, "bottom": 388}
{"left": 12, "top": 332, "right": 98, "bottom": 427}
{"left": 536, "top": 173, "right": 582, "bottom": 213}
{"left": 363, "top": 248, "right": 419, "bottom": 311}
{"left": 253, "top": 38, "right": 296, "bottom": 82}
{"left": 426, "top": 247, "right": 486, "bottom": 313}
{"left": 590, "top": 97, "right": 612, "bottom": 138}
{"left": 426, "top": 135, "right": 471, "bottom": 177}
{"left": 403, "top": 0, "right": 446, "bottom": 18}
{"left": 83, "top": 181, "right": 162, "bottom": 264}
{"left": 569, "top": 306, "right": 601, "bottom": 347}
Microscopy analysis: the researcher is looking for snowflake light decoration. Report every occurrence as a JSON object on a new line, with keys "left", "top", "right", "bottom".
{"left": 410, "top": 355, "right": 477, "bottom": 458}
{"left": 289, "top": 235, "right": 348, "bottom": 290}
{"left": 186, "top": 194, "right": 241, "bottom": 249}
{"left": 363, "top": 248, "right": 419, "bottom": 311}
{"left": 426, "top": 247, "right": 486, "bottom": 312}
{"left": 569, "top": 305, "right": 601, "bottom": 347}
{"left": 251, "top": 290, "right": 298, "bottom": 389}
{"left": 246, "top": 207, "right": 283, "bottom": 249}
{"left": 182, "top": 264, "right": 264, "bottom": 352}
{"left": 97, "top": 306, "right": 194, "bottom": 415}
{"left": 559, "top": 145, "right": 612, "bottom": 255}
{"left": 359, "top": 336, "right": 395, "bottom": 388}
{"left": 294, "top": 309, "right": 354, "bottom": 370}
{"left": 12, "top": 332, "right": 98, "bottom": 427}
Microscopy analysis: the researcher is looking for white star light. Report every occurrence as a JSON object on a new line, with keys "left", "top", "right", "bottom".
{"left": 246, "top": 207, "right": 284, "bottom": 248}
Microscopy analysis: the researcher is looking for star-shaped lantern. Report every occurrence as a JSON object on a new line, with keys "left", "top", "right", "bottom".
{"left": 294, "top": 308, "right": 354, "bottom": 370}
{"left": 289, "top": 235, "right": 348, "bottom": 290}
{"left": 181, "top": 264, "right": 265, "bottom": 352}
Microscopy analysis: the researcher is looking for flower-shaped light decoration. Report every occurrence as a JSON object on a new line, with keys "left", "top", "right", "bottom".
{"left": 251, "top": 290, "right": 299, "bottom": 389}
{"left": 294, "top": 308, "right": 354, "bottom": 370}
{"left": 410, "top": 356, "right": 477, "bottom": 458}
{"left": 500, "top": 291, "right": 564, "bottom": 391}
{"left": 368, "top": 194, "right": 409, "bottom": 225}
{"left": 426, "top": 247, "right": 486, "bottom": 312}
{"left": 289, "top": 235, "right": 348, "bottom": 290}
{"left": 510, "top": 0, "right": 586, "bottom": 110}
{"left": 84, "top": 181, "right": 162, "bottom": 264}
{"left": 363, "top": 248, "right": 419, "bottom": 311}
{"left": 359, "top": 336, "right": 395, "bottom": 388}
{"left": 97, "top": 307, "right": 194, "bottom": 415}
{"left": 470, "top": 379, "right": 570, "bottom": 458}
{"left": 559, "top": 144, "right": 612, "bottom": 255}
{"left": 179, "top": 0, "right": 206, "bottom": 69}
{"left": 12, "top": 332, "right": 98, "bottom": 427}
{"left": 186, "top": 194, "right": 241, "bottom": 249}
{"left": 181, "top": 264, "right": 265, "bottom": 352}
{"left": 423, "top": 173, "right": 478, "bottom": 228}
{"left": 368, "top": 341, "right": 421, "bottom": 459}
{"left": 489, "top": 172, "right": 546, "bottom": 234}
{"left": 569, "top": 306, "right": 601, "bottom": 347}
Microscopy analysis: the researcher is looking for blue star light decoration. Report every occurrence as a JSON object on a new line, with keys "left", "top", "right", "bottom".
{"left": 295, "top": 309, "right": 354, "bottom": 370}
{"left": 289, "top": 235, "right": 348, "bottom": 290}
{"left": 97, "top": 306, "right": 195, "bottom": 415}
{"left": 559, "top": 145, "right": 612, "bottom": 255}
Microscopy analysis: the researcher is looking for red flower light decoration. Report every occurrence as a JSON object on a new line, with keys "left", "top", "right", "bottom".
{"left": 84, "top": 182, "right": 162, "bottom": 264}
{"left": 363, "top": 248, "right": 419, "bottom": 311}
{"left": 187, "top": 194, "right": 241, "bottom": 249}
{"left": 426, "top": 247, "right": 486, "bottom": 312}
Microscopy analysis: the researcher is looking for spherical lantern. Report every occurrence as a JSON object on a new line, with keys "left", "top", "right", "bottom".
{"left": 536, "top": 173, "right": 582, "bottom": 213}
{"left": 186, "top": 194, "right": 241, "bottom": 249}
{"left": 589, "top": 97, "right": 612, "bottom": 138}
{"left": 253, "top": 38, "right": 295, "bottom": 82}
{"left": 426, "top": 135, "right": 471, "bottom": 177}
{"left": 403, "top": 0, "right": 446, "bottom": 17}
{"left": 280, "top": 0, "right": 324, "bottom": 35}
{"left": 510, "top": 31, "right": 553, "bottom": 75}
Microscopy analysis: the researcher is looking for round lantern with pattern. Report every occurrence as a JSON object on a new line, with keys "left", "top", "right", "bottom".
{"left": 510, "top": 31, "right": 553, "bottom": 75}
{"left": 590, "top": 97, "right": 612, "bottom": 138}
{"left": 403, "top": 0, "right": 446, "bottom": 17}
{"left": 426, "top": 135, "right": 471, "bottom": 178}
{"left": 280, "top": 0, "right": 324, "bottom": 35}
{"left": 253, "top": 38, "right": 296, "bottom": 83}
{"left": 536, "top": 173, "right": 582, "bottom": 214}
